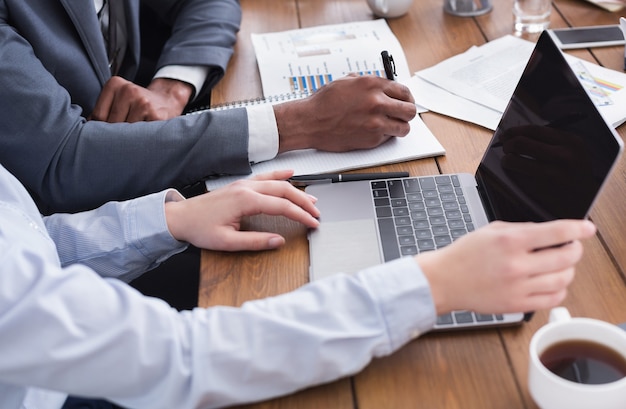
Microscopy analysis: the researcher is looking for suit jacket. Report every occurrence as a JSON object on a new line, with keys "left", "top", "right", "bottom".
{"left": 0, "top": 0, "right": 249, "bottom": 213}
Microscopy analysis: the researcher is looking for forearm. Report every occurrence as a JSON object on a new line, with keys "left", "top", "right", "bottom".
{"left": 0, "top": 255, "right": 434, "bottom": 409}
{"left": 3, "top": 97, "right": 251, "bottom": 213}
{"left": 206, "top": 257, "right": 436, "bottom": 408}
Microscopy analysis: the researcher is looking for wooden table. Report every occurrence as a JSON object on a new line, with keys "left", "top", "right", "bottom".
{"left": 201, "top": 0, "right": 626, "bottom": 407}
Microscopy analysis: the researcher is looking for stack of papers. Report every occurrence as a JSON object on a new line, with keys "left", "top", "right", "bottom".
{"left": 411, "top": 35, "right": 626, "bottom": 130}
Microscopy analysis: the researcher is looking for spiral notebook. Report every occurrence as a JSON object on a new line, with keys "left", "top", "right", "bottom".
{"left": 201, "top": 90, "right": 313, "bottom": 111}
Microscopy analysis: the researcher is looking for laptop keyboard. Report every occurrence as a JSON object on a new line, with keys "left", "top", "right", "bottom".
{"left": 371, "top": 175, "right": 505, "bottom": 329}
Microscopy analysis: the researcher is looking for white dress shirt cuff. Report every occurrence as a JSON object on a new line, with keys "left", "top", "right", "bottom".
{"left": 358, "top": 256, "right": 437, "bottom": 353}
{"left": 154, "top": 65, "right": 210, "bottom": 102}
{"left": 246, "top": 104, "right": 279, "bottom": 164}
{"left": 130, "top": 189, "right": 188, "bottom": 265}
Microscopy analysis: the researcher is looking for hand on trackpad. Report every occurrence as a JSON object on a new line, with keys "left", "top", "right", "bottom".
{"left": 308, "top": 219, "right": 382, "bottom": 281}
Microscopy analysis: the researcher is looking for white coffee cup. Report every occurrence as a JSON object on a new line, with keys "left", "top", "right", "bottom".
{"left": 528, "top": 307, "right": 626, "bottom": 409}
{"left": 366, "top": 0, "right": 413, "bottom": 18}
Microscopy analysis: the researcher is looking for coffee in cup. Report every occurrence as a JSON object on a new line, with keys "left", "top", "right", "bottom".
{"left": 540, "top": 338, "right": 626, "bottom": 384}
{"left": 528, "top": 307, "right": 626, "bottom": 409}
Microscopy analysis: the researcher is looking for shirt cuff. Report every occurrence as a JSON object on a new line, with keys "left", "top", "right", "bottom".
{"left": 133, "top": 189, "right": 188, "bottom": 263}
{"left": 154, "top": 65, "right": 210, "bottom": 102}
{"left": 247, "top": 104, "right": 279, "bottom": 164}
{"left": 358, "top": 256, "right": 437, "bottom": 353}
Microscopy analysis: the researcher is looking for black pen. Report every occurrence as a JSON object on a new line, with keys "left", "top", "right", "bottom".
{"left": 381, "top": 50, "right": 396, "bottom": 81}
{"left": 289, "top": 171, "right": 409, "bottom": 186}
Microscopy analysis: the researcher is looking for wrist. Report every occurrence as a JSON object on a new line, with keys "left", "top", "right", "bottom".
{"left": 415, "top": 251, "right": 452, "bottom": 316}
{"left": 148, "top": 78, "right": 193, "bottom": 111}
{"left": 164, "top": 190, "right": 187, "bottom": 242}
{"left": 274, "top": 100, "right": 313, "bottom": 153}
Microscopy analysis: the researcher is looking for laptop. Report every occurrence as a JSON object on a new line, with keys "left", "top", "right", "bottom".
{"left": 306, "top": 31, "right": 624, "bottom": 331}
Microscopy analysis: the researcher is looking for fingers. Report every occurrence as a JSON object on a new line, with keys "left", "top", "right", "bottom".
{"left": 242, "top": 191, "right": 320, "bottom": 227}
{"left": 239, "top": 180, "right": 320, "bottom": 224}
{"left": 108, "top": 99, "right": 133, "bottom": 123}
{"left": 524, "top": 240, "right": 585, "bottom": 277}
{"left": 89, "top": 76, "right": 178, "bottom": 123}
{"left": 90, "top": 78, "right": 119, "bottom": 122}
{"left": 493, "top": 219, "right": 595, "bottom": 252}
{"left": 516, "top": 266, "right": 574, "bottom": 312}
{"left": 495, "top": 221, "right": 593, "bottom": 312}
{"left": 384, "top": 117, "right": 411, "bottom": 138}
{"left": 380, "top": 83, "right": 417, "bottom": 125}
{"left": 251, "top": 170, "right": 295, "bottom": 181}
{"left": 91, "top": 76, "right": 132, "bottom": 122}
{"left": 527, "top": 267, "right": 576, "bottom": 297}
{"left": 216, "top": 230, "right": 287, "bottom": 252}
{"left": 238, "top": 171, "right": 319, "bottom": 219}
{"left": 384, "top": 81, "right": 415, "bottom": 104}
{"left": 521, "top": 288, "right": 569, "bottom": 312}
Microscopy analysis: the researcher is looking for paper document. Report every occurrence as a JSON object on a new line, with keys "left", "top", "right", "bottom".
{"left": 583, "top": 0, "right": 626, "bottom": 12}
{"left": 417, "top": 36, "right": 533, "bottom": 113}
{"left": 414, "top": 35, "right": 626, "bottom": 130}
{"left": 205, "top": 115, "right": 444, "bottom": 191}
{"left": 251, "top": 19, "right": 411, "bottom": 97}
{"left": 408, "top": 75, "right": 502, "bottom": 130}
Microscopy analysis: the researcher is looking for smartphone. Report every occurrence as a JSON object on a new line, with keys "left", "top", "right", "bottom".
{"left": 547, "top": 25, "right": 625, "bottom": 50}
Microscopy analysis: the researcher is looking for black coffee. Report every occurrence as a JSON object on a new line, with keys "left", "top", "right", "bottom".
{"left": 540, "top": 339, "right": 626, "bottom": 384}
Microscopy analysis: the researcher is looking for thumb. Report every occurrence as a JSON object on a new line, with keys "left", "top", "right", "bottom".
{"left": 219, "top": 231, "right": 286, "bottom": 252}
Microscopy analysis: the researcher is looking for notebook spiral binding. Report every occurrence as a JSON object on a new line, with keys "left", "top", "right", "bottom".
{"left": 187, "top": 90, "right": 314, "bottom": 114}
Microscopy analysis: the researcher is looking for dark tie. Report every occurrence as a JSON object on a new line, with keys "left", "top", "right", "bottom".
{"left": 99, "top": 0, "right": 124, "bottom": 75}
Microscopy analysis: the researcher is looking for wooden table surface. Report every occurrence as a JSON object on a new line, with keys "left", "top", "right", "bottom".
{"left": 200, "top": 0, "right": 626, "bottom": 407}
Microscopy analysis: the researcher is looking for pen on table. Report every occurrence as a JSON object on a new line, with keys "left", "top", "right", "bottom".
{"left": 381, "top": 50, "right": 397, "bottom": 81}
{"left": 289, "top": 171, "right": 409, "bottom": 186}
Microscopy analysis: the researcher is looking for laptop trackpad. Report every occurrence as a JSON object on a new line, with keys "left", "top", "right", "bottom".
{"left": 309, "top": 219, "right": 382, "bottom": 281}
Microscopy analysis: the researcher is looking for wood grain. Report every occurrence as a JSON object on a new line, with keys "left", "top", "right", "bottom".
{"left": 200, "top": 0, "right": 626, "bottom": 407}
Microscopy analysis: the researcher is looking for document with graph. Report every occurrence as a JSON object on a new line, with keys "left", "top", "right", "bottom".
{"left": 251, "top": 19, "right": 411, "bottom": 98}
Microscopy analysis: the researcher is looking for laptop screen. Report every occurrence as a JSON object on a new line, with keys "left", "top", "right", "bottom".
{"left": 475, "top": 31, "right": 623, "bottom": 223}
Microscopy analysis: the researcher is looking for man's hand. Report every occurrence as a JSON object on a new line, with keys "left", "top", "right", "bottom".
{"left": 274, "top": 74, "right": 417, "bottom": 153}
{"left": 164, "top": 170, "right": 320, "bottom": 252}
{"left": 417, "top": 219, "right": 597, "bottom": 315}
{"left": 90, "top": 77, "right": 192, "bottom": 122}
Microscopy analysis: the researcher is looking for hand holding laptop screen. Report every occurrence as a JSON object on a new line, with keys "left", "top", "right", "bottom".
{"left": 416, "top": 220, "right": 596, "bottom": 316}
{"left": 307, "top": 31, "right": 622, "bottom": 330}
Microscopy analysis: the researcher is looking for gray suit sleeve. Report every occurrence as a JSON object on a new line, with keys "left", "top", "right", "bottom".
{"left": 143, "top": 0, "right": 242, "bottom": 103}
{"left": 0, "top": 19, "right": 251, "bottom": 214}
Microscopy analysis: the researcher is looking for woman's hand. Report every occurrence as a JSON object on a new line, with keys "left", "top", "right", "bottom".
{"left": 417, "top": 219, "right": 596, "bottom": 315}
{"left": 165, "top": 170, "right": 320, "bottom": 251}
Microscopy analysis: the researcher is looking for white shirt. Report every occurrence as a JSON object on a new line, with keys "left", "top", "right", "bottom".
{"left": 0, "top": 162, "right": 436, "bottom": 409}
{"left": 93, "top": 0, "right": 280, "bottom": 164}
